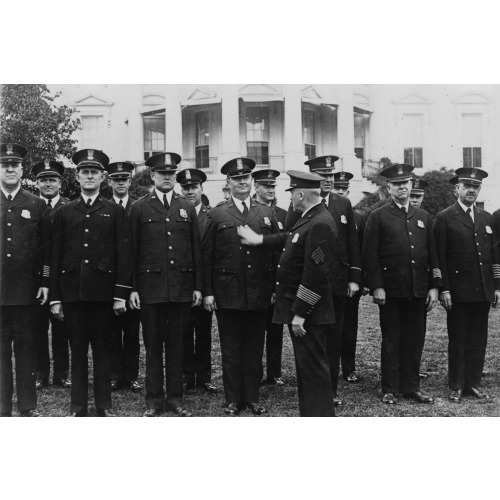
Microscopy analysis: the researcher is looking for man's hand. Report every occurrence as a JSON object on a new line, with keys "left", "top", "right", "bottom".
{"left": 36, "top": 287, "right": 49, "bottom": 306}
{"left": 347, "top": 282, "right": 359, "bottom": 298}
{"left": 113, "top": 299, "right": 127, "bottom": 316}
{"left": 237, "top": 225, "right": 263, "bottom": 246}
{"left": 493, "top": 290, "right": 500, "bottom": 308}
{"left": 129, "top": 292, "right": 141, "bottom": 310}
{"left": 204, "top": 295, "right": 217, "bottom": 312}
{"left": 426, "top": 287, "right": 439, "bottom": 312}
{"left": 192, "top": 290, "right": 202, "bottom": 307}
{"left": 51, "top": 303, "right": 64, "bottom": 322}
{"left": 291, "top": 315, "right": 306, "bottom": 337}
{"left": 373, "top": 287, "right": 386, "bottom": 306}
{"left": 440, "top": 291, "right": 452, "bottom": 311}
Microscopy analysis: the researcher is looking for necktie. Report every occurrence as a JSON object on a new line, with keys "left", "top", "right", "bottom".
{"left": 7, "top": 194, "right": 12, "bottom": 202}
{"left": 466, "top": 207, "right": 473, "bottom": 221}
{"left": 46, "top": 198, "right": 53, "bottom": 212}
{"left": 401, "top": 205, "right": 407, "bottom": 214}
{"left": 163, "top": 194, "right": 169, "bottom": 211}
{"left": 119, "top": 199, "right": 124, "bottom": 207}
{"left": 242, "top": 200, "right": 249, "bottom": 217}
{"left": 321, "top": 198, "right": 326, "bottom": 204}
{"left": 86, "top": 198, "right": 92, "bottom": 208}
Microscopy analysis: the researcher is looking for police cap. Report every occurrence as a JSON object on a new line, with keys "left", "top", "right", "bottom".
{"left": 106, "top": 162, "right": 134, "bottom": 179}
{"left": 0, "top": 143, "right": 27, "bottom": 163}
{"left": 221, "top": 157, "right": 256, "bottom": 178}
{"left": 145, "top": 152, "right": 181, "bottom": 172}
{"left": 304, "top": 155, "right": 339, "bottom": 174}
{"left": 381, "top": 163, "right": 414, "bottom": 183}
{"left": 32, "top": 160, "right": 65, "bottom": 179}
{"left": 176, "top": 168, "right": 207, "bottom": 186}
{"left": 285, "top": 170, "right": 323, "bottom": 191}
{"left": 252, "top": 169, "right": 280, "bottom": 186}
{"left": 72, "top": 149, "right": 109, "bottom": 170}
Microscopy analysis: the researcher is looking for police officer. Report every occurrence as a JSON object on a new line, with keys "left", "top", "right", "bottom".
{"left": 129, "top": 153, "right": 202, "bottom": 417}
{"left": 176, "top": 168, "right": 219, "bottom": 394}
{"left": 238, "top": 170, "right": 336, "bottom": 417}
{"left": 50, "top": 148, "right": 133, "bottom": 417}
{"left": 202, "top": 157, "right": 279, "bottom": 416}
{"left": 332, "top": 171, "right": 366, "bottom": 383}
{"left": 285, "top": 155, "right": 361, "bottom": 406}
{"left": 0, "top": 143, "right": 50, "bottom": 417}
{"left": 32, "top": 160, "right": 71, "bottom": 390}
{"left": 409, "top": 177, "right": 428, "bottom": 209}
{"left": 362, "top": 163, "right": 441, "bottom": 405}
{"left": 105, "top": 161, "right": 142, "bottom": 393}
{"left": 433, "top": 168, "right": 500, "bottom": 402}
{"left": 252, "top": 168, "right": 287, "bottom": 386}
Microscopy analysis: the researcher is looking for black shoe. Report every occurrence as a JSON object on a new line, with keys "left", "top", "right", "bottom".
{"left": 111, "top": 380, "right": 120, "bottom": 391}
{"left": 20, "top": 409, "right": 40, "bottom": 417}
{"left": 449, "top": 389, "right": 462, "bottom": 403}
{"left": 267, "top": 377, "right": 285, "bottom": 386}
{"left": 35, "top": 379, "right": 48, "bottom": 390}
{"left": 183, "top": 381, "right": 196, "bottom": 393}
{"left": 200, "top": 382, "right": 220, "bottom": 394}
{"left": 167, "top": 406, "right": 193, "bottom": 417}
{"left": 53, "top": 377, "right": 72, "bottom": 388}
{"left": 245, "top": 403, "right": 268, "bottom": 415}
{"left": 464, "top": 386, "right": 490, "bottom": 399}
{"left": 125, "top": 380, "right": 142, "bottom": 393}
{"left": 143, "top": 408, "right": 163, "bottom": 417}
{"left": 224, "top": 402, "right": 241, "bottom": 416}
{"left": 382, "top": 393, "right": 397, "bottom": 404}
{"left": 402, "top": 391, "right": 434, "bottom": 404}
{"left": 96, "top": 409, "right": 117, "bottom": 417}
{"left": 419, "top": 373, "right": 429, "bottom": 379}
{"left": 67, "top": 410, "right": 87, "bottom": 417}
{"left": 333, "top": 397, "right": 344, "bottom": 407}
{"left": 482, "top": 370, "right": 489, "bottom": 377}
{"left": 343, "top": 372, "right": 362, "bottom": 383}
{"left": 0, "top": 412, "right": 12, "bottom": 417}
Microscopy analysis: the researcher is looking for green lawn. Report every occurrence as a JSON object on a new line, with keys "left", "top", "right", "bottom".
{"left": 35, "top": 298, "right": 500, "bottom": 417}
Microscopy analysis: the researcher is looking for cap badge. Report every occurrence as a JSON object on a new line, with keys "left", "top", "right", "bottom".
{"left": 471, "top": 169, "right": 477, "bottom": 178}
{"left": 44, "top": 160, "right": 51, "bottom": 169}
{"left": 185, "top": 170, "right": 191, "bottom": 180}
{"left": 117, "top": 163, "right": 123, "bottom": 171}
{"left": 397, "top": 165, "right": 403, "bottom": 175}
{"left": 414, "top": 179, "right": 419, "bottom": 188}
{"left": 6, "top": 144, "right": 13, "bottom": 155}
{"left": 326, "top": 156, "right": 332, "bottom": 168}
{"left": 340, "top": 172, "right": 345, "bottom": 180}
{"left": 87, "top": 149, "right": 94, "bottom": 160}
{"left": 237, "top": 159, "right": 243, "bottom": 171}
{"left": 268, "top": 170, "right": 273, "bottom": 178}
{"left": 180, "top": 208, "right": 188, "bottom": 219}
{"left": 165, "top": 153, "right": 172, "bottom": 165}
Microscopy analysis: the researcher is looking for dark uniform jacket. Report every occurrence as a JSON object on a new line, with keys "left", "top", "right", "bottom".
{"left": 202, "top": 197, "right": 279, "bottom": 310}
{"left": 262, "top": 203, "right": 335, "bottom": 325}
{"left": 273, "top": 205, "right": 287, "bottom": 232}
{"left": 433, "top": 202, "right": 500, "bottom": 303}
{"left": 43, "top": 196, "right": 70, "bottom": 223}
{"left": 49, "top": 196, "right": 133, "bottom": 303}
{"left": 130, "top": 191, "right": 203, "bottom": 304}
{"left": 285, "top": 192, "right": 362, "bottom": 295}
{"left": 354, "top": 210, "right": 366, "bottom": 253}
{"left": 0, "top": 189, "right": 51, "bottom": 306}
{"left": 197, "top": 203, "right": 210, "bottom": 237}
{"left": 362, "top": 200, "right": 442, "bottom": 298}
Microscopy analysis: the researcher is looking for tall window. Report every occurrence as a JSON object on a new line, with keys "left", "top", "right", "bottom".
{"left": 401, "top": 113, "right": 423, "bottom": 168}
{"left": 354, "top": 114, "right": 366, "bottom": 159}
{"left": 246, "top": 106, "right": 269, "bottom": 165}
{"left": 462, "top": 113, "right": 482, "bottom": 168}
{"left": 143, "top": 111, "right": 165, "bottom": 160}
{"left": 195, "top": 111, "right": 210, "bottom": 169}
{"left": 303, "top": 109, "right": 316, "bottom": 159}
{"left": 81, "top": 115, "right": 104, "bottom": 150}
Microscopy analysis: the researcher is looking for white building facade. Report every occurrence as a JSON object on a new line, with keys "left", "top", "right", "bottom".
{"left": 49, "top": 84, "right": 500, "bottom": 211}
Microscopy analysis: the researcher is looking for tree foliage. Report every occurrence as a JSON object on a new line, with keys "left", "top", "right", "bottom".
{"left": 0, "top": 84, "right": 81, "bottom": 197}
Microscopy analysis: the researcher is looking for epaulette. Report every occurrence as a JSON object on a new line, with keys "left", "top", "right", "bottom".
{"left": 216, "top": 200, "right": 228, "bottom": 207}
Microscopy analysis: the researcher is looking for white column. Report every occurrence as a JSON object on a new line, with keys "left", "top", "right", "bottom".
{"left": 165, "top": 85, "right": 183, "bottom": 154}
{"left": 127, "top": 84, "right": 144, "bottom": 162}
{"left": 283, "top": 84, "right": 307, "bottom": 171}
{"left": 219, "top": 85, "right": 241, "bottom": 168}
{"left": 337, "top": 84, "right": 362, "bottom": 178}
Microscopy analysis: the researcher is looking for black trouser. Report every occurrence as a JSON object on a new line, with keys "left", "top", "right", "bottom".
{"left": 262, "top": 305, "right": 284, "bottom": 381}
{"left": 447, "top": 301, "right": 490, "bottom": 391}
{"left": 216, "top": 308, "right": 267, "bottom": 404}
{"left": 341, "top": 292, "right": 361, "bottom": 376}
{"left": 183, "top": 304, "right": 213, "bottom": 386}
{"left": 110, "top": 308, "right": 141, "bottom": 383}
{"left": 64, "top": 302, "right": 114, "bottom": 414}
{"left": 36, "top": 304, "right": 70, "bottom": 383}
{"left": 0, "top": 305, "right": 37, "bottom": 415}
{"left": 379, "top": 297, "right": 426, "bottom": 394}
{"left": 142, "top": 302, "right": 190, "bottom": 410}
{"left": 289, "top": 321, "right": 335, "bottom": 417}
{"left": 326, "top": 296, "right": 346, "bottom": 396}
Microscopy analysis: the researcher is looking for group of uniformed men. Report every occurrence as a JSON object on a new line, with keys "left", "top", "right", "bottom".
{"left": 1, "top": 140, "right": 499, "bottom": 417}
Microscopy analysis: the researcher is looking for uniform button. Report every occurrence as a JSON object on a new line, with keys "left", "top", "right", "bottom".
{"left": 84, "top": 260, "right": 89, "bottom": 264}
{"left": 169, "top": 246, "right": 173, "bottom": 250}
{"left": 248, "top": 264, "right": 251, "bottom": 268}
{"left": 480, "top": 262, "right": 483, "bottom": 266}
{"left": 7, "top": 238, "right": 11, "bottom": 241}
{"left": 167, "top": 232, "right": 171, "bottom": 236}
{"left": 166, "top": 218, "right": 170, "bottom": 222}
{"left": 411, "top": 245, "right": 414, "bottom": 249}
{"left": 7, "top": 223, "right": 11, "bottom": 226}
{"left": 289, "top": 232, "right": 292, "bottom": 235}
{"left": 476, "top": 242, "right": 479, "bottom": 246}
{"left": 478, "top": 252, "right": 481, "bottom": 255}
{"left": 7, "top": 209, "right": 11, "bottom": 212}
{"left": 6, "top": 254, "right": 11, "bottom": 258}
{"left": 86, "top": 215, "right": 90, "bottom": 218}
{"left": 170, "top": 260, "right": 174, "bottom": 264}
{"left": 475, "top": 233, "right": 478, "bottom": 236}
{"left": 84, "top": 243, "right": 88, "bottom": 247}
{"left": 276, "top": 282, "right": 279, "bottom": 285}
{"left": 85, "top": 229, "right": 89, "bottom": 232}
{"left": 411, "top": 260, "right": 415, "bottom": 264}
{"left": 247, "top": 251, "right": 250, "bottom": 255}
{"left": 277, "top": 264, "right": 281, "bottom": 268}
{"left": 409, "top": 232, "right": 412, "bottom": 235}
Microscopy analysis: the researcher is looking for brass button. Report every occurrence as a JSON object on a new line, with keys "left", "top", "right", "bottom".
{"left": 85, "top": 260, "right": 89, "bottom": 264}
{"left": 85, "top": 229, "right": 89, "bottom": 232}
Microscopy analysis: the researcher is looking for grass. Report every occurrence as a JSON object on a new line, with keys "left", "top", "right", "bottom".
{"left": 33, "top": 298, "right": 500, "bottom": 417}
